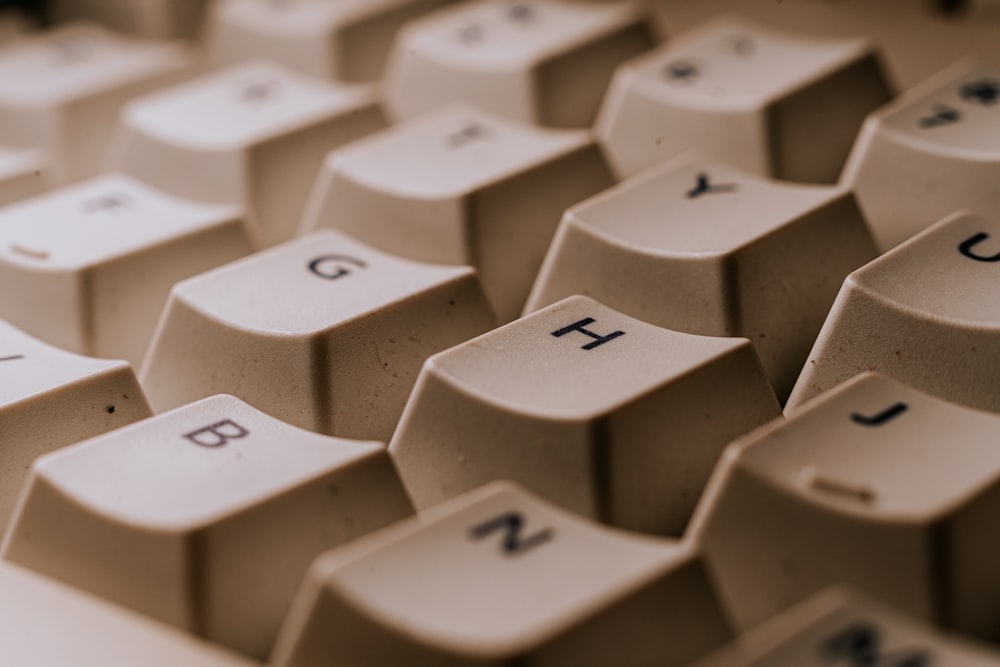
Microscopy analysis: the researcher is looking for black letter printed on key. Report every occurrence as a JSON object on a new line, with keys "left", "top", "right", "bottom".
{"left": 308, "top": 255, "right": 367, "bottom": 280}
{"left": 551, "top": 317, "right": 624, "bottom": 350}
{"left": 851, "top": 402, "right": 908, "bottom": 427}
{"left": 469, "top": 511, "right": 554, "bottom": 556}
{"left": 958, "top": 232, "right": 1000, "bottom": 262}
{"left": 183, "top": 419, "right": 250, "bottom": 448}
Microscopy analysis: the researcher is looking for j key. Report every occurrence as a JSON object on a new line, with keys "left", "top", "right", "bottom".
{"left": 0, "top": 319, "right": 151, "bottom": 532}
{"left": 141, "top": 229, "right": 496, "bottom": 442}
{"left": 691, "top": 372, "right": 1000, "bottom": 639}
{"left": 207, "top": 0, "right": 450, "bottom": 82}
{"left": 595, "top": 15, "right": 892, "bottom": 181}
{"left": 49, "top": 0, "right": 208, "bottom": 39}
{"left": 787, "top": 211, "right": 1000, "bottom": 414}
{"left": 0, "top": 22, "right": 193, "bottom": 185}
{"left": 2, "top": 394, "right": 414, "bottom": 659}
{"left": 842, "top": 60, "right": 1000, "bottom": 251}
{"left": 114, "top": 61, "right": 386, "bottom": 247}
{"left": 300, "top": 103, "right": 613, "bottom": 322}
{"left": 0, "top": 561, "right": 256, "bottom": 667}
{"left": 0, "top": 146, "right": 45, "bottom": 206}
{"left": 525, "top": 154, "right": 876, "bottom": 401}
{"left": 270, "top": 481, "right": 732, "bottom": 667}
{"left": 390, "top": 295, "right": 781, "bottom": 535}
{"left": 0, "top": 173, "right": 254, "bottom": 367}
{"left": 690, "top": 586, "right": 1000, "bottom": 667}
{"left": 382, "top": 0, "right": 657, "bottom": 127}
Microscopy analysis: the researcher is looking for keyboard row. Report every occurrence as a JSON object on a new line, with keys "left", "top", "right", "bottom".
{"left": 6, "top": 341, "right": 1000, "bottom": 665}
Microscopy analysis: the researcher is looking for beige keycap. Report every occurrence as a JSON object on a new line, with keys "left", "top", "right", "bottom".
{"left": 141, "top": 229, "right": 496, "bottom": 442}
{"left": 0, "top": 560, "right": 257, "bottom": 667}
{"left": 690, "top": 372, "right": 1000, "bottom": 638}
{"left": 0, "top": 22, "right": 193, "bottom": 185}
{"left": 787, "top": 211, "right": 1000, "bottom": 414}
{"left": 49, "top": 0, "right": 207, "bottom": 39}
{"left": 525, "top": 154, "right": 876, "bottom": 401}
{"left": 271, "top": 481, "right": 732, "bottom": 667}
{"left": 0, "top": 173, "right": 254, "bottom": 367}
{"left": 114, "top": 61, "right": 386, "bottom": 247}
{"left": 595, "top": 15, "right": 892, "bottom": 181}
{"left": 0, "top": 319, "right": 150, "bottom": 533}
{"left": 390, "top": 295, "right": 781, "bottom": 535}
{"left": 300, "top": 103, "right": 613, "bottom": 322}
{"left": 207, "top": 0, "right": 449, "bottom": 82}
{"left": 2, "top": 394, "right": 414, "bottom": 660}
{"left": 690, "top": 586, "right": 1000, "bottom": 667}
{"left": 0, "top": 146, "right": 45, "bottom": 206}
{"left": 382, "top": 0, "right": 657, "bottom": 127}
{"left": 842, "top": 60, "right": 1000, "bottom": 251}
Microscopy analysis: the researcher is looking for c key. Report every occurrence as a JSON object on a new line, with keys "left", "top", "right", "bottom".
{"left": 691, "top": 372, "right": 1000, "bottom": 640}
{"left": 271, "top": 481, "right": 732, "bottom": 667}
{"left": 390, "top": 295, "right": 781, "bottom": 535}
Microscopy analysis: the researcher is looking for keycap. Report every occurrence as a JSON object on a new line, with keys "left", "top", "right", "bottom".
{"left": 690, "top": 372, "right": 1000, "bottom": 639}
{"left": 2, "top": 394, "right": 414, "bottom": 659}
{"left": 0, "top": 173, "right": 254, "bottom": 367}
{"left": 787, "top": 211, "right": 1000, "bottom": 414}
{"left": 595, "top": 15, "right": 893, "bottom": 181}
{"left": 271, "top": 481, "right": 732, "bottom": 667}
{"left": 382, "top": 0, "right": 657, "bottom": 127}
{"left": 525, "top": 154, "right": 876, "bottom": 401}
{"left": 842, "top": 60, "right": 1000, "bottom": 251}
{"left": 0, "top": 319, "right": 151, "bottom": 532}
{"left": 114, "top": 61, "right": 386, "bottom": 247}
{"left": 300, "top": 103, "right": 613, "bottom": 322}
{"left": 0, "top": 22, "right": 194, "bottom": 185}
{"left": 0, "top": 146, "right": 45, "bottom": 206}
{"left": 0, "top": 560, "right": 257, "bottom": 667}
{"left": 207, "top": 0, "right": 449, "bottom": 82}
{"left": 141, "top": 229, "right": 496, "bottom": 442}
{"left": 689, "top": 586, "right": 1000, "bottom": 667}
{"left": 390, "top": 295, "right": 781, "bottom": 535}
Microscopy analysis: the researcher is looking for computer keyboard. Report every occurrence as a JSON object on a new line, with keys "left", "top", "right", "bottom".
{"left": 1, "top": 0, "right": 1000, "bottom": 665}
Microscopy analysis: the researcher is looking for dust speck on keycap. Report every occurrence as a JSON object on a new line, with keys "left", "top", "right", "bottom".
{"left": 106, "top": 405, "right": 115, "bottom": 414}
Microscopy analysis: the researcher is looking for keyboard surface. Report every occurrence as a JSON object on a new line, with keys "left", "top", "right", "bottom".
{"left": 3, "top": 0, "right": 1000, "bottom": 665}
